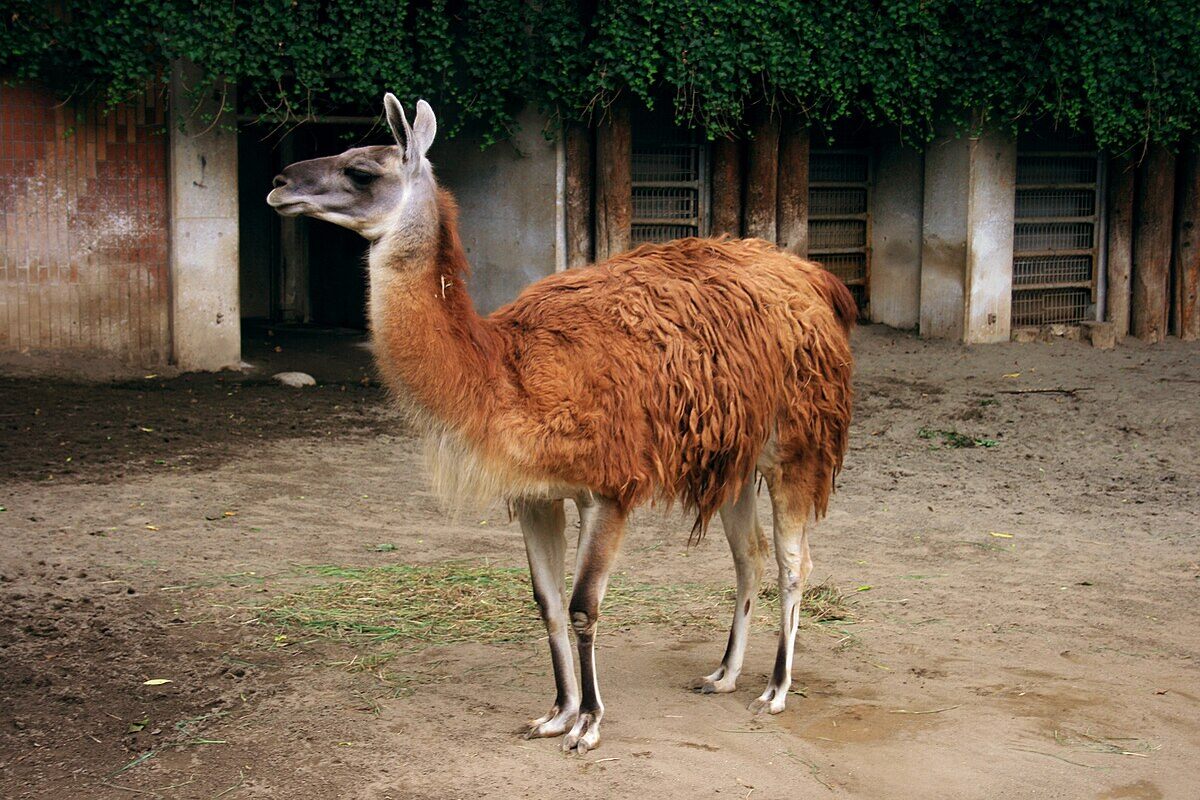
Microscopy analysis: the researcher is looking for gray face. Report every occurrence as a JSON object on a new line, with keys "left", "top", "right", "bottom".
{"left": 268, "top": 94, "right": 439, "bottom": 242}
{"left": 266, "top": 144, "right": 406, "bottom": 238}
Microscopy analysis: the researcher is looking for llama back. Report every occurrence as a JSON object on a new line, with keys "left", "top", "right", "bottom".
{"left": 490, "top": 237, "right": 853, "bottom": 529}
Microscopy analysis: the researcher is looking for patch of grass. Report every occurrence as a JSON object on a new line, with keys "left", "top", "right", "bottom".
{"left": 263, "top": 562, "right": 855, "bottom": 646}
{"left": 918, "top": 427, "right": 998, "bottom": 448}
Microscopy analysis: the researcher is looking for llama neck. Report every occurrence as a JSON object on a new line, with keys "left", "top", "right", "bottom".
{"left": 367, "top": 189, "right": 507, "bottom": 439}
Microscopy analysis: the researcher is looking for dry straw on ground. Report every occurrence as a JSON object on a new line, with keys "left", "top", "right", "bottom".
{"left": 264, "top": 562, "right": 855, "bottom": 645}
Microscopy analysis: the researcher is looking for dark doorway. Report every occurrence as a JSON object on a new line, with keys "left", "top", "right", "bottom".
{"left": 304, "top": 126, "right": 372, "bottom": 329}
{"left": 237, "top": 122, "right": 380, "bottom": 330}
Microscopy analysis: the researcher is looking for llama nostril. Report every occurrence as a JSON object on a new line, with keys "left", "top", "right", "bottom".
{"left": 272, "top": 174, "right": 288, "bottom": 189}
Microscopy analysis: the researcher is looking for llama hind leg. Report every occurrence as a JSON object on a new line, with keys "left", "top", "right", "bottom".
{"left": 691, "top": 476, "right": 766, "bottom": 694}
{"left": 750, "top": 481, "right": 813, "bottom": 715}
{"left": 562, "top": 494, "right": 628, "bottom": 753}
{"left": 516, "top": 498, "right": 580, "bottom": 739}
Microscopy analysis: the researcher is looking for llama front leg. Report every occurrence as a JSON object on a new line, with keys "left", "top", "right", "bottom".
{"left": 750, "top": 489, "right": 812, "bottom": 715}
{"left": 562, "top": 495, "right": 628, "bottom": 753}
{"left": 516, "top": 498, "right": 580, "bottom": 739}
{"left": 692, "top": 476, "right": 766, "bottom": 694}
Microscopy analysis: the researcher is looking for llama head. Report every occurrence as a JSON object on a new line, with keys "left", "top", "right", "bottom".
{"left": 267, "top": 94, "right": 438, "bottom": 242}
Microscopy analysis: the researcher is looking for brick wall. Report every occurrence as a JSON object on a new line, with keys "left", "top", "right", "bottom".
{"left": 0, "top": 83, "right": 170, "bottom": 365}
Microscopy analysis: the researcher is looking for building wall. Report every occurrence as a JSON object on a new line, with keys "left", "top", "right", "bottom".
{"left": 0, "top": 83, "right": 171, "bottom": 365}
{"left": 870, "top": 141, "right": 924, "bottom": 328}
{"left": 432, "top": 107, "right": 560, "bottom": 314}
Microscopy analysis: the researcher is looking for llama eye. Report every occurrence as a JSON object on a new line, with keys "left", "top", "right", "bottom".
{"left": 344, "top": 167, "right": 377, "bottom": 186}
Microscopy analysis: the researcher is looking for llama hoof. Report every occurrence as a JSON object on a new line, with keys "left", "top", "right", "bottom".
{"left": 561, "top": 711, "right": 601, "bottom": 754}
{"left": 748, "top": 688, "right": 788, "bottom": 715}
{"left": 689, "top": 674, "right": 737, "bottom": 694}
{"left": 522, "top": 705, "right": 578, "bottom": 740}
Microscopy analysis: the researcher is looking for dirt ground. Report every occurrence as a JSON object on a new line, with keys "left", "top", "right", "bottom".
{"left": 1, "top": 323, "right": 1198, "bottom": 800}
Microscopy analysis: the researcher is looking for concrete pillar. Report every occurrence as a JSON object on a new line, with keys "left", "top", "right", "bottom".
{"left": 919, "top": 129, "right": 1016, "bottom": 342}
{"left": 871, "top": 141, "right": 923, "bottom": 329}
{"left": 169, "top": 62, "right": 241, "bottom": 370}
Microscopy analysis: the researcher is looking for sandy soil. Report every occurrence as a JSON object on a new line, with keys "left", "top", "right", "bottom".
{"left": 1, "top": 324, "right": 1198, "bottom": 800}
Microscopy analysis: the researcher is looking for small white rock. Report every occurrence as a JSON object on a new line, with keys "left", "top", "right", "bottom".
{"left": 272, "top": 371, "right": 316, "bottom": 388}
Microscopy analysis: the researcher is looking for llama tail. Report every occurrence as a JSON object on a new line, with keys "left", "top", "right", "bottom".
{"left": 811, "top": 268, "right": 858, "bottom": 333}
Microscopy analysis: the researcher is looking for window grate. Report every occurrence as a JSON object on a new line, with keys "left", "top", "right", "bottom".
{"left": 632, "top": 147, "right": 700, "bottom": 183}
{"left": 1013, "top": 255, "right": 1093, "bottom": 287}
{"left": 632, "top": 186, "right": 697, "bottom": 220}
{"left": 810, "top": 219, "right": 867, "bottom": 249}
{"left": 1016, "top": 156, "right": 1096, "bottom": 184}
{"left": 819, "top": 253, "right": 867, "bottom": 284}
{"left": 631, "top": 224, "right": 698, "bottom": 245}
{"left": 1011, "top": 149, "right": 1101, "bottom": 327}
{"left": 811, "top": 152, "right": 869, "bottom": 183}
{"left": 1013, "top": 222, "right": 1094, "bottom": 252}
{"left": 808, "top": 149, "right": 871, "bottom": 315}
{"left": 630, "top": 123, "right": 707, "bottom": 244}
{"left": 810, "top": 187, "right": 867, "bottom": 216}
{"left": 1016, "top": 189, "right": 1095, "bottom": 218}
{"left": 1013, "top": 288, "right": 1092, "bottom": 326}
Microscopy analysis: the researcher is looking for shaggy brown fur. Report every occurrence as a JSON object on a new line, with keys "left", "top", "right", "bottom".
{"left": 372, "top": 190, "right": 854, "bottom": 530}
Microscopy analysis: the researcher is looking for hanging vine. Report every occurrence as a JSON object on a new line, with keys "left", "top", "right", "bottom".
{"left": 2, "top": 0, "right": 1197, "bottom": 152}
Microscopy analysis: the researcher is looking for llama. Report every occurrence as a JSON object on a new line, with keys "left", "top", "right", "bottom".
{"left": 267, "top": 94, "right": 855, "bottom": 753}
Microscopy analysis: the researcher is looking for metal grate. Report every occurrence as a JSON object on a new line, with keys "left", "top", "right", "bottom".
{"left": 1013, "top": 222, "right": 1094, "bottom": 252}
{"left": 809, "top": 149, "right": 870, "bottom": 312}
{"left": 632, "top": 186, "right": 697, "bottom": 220}
{"left": 810, "top": 187, "right": 867, "bottom": 216}
{"left": 1012, "top": 288, "right": 1092, "bottom": 325}
{"left": 631, "top": 224, "right": 697, "bottom": 244}
{"left": 810, "top": 219, "right": 867, "bottom": 249}
{"left": 632, "top": 146, "right": 700, "bottom": 183}
{"left": 1016, "top": 189, "right": 1095, "bottom": 218}
{"left": 1016, "top": 155, "right": 1097, "bottom": 184}
{"left": 630, "top": 127, "right": 707, "bottom": 244}
{"left": 1013, "top": 255, "right": 1093, "bottom": 287}
{"left": 820, "top": 252, "right": 867, "bottom": 284}
{"left": 1011, "top": 149, "right": 1102, "bottom": 327}
{"left": 810, "top": 152, "right": 869, "bottom": 183}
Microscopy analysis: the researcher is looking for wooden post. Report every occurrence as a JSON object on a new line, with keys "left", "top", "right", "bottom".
{"left": 1105, "top": 154, "right": 1136, "bottom": 340}
{"left": 1131, "top": 144, "right": 1176, "bottom": 343}
{"left": 710, "top": 138, "right": 742, "bottom": 237}
{"left": 743, "top": 108, "right": 779, "bottom": 241}
{"left": 564, "top": 122, "right": 593, "bottom": 268}
{"left": 776, "top": 116, "right": 810, "bottom": 255}
{"left": 594, "top": 100, "right": 631, "bottom": 262}
{"left": 1172, "top": 141, "right": 1200, "bottom": 340}
{"left": 278, "top": 132, "right": 310, "bottom": 323}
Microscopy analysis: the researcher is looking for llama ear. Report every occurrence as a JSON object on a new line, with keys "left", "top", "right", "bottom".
{"left": 383, "top": 93, "right": 414, "bottom": 157}
{"left": 410, "top": 99, "right": 437, "bottom": 161}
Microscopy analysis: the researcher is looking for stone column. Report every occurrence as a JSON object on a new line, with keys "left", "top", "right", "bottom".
{"left": 919, "top": 128, "right": 1017, "bottom": 343}
{"left": 168, "top": 61, "right": 241, "bottom": 371}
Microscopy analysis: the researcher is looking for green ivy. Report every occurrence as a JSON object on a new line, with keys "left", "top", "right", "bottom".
{"left": 2, "top": 1, "right": 1198, "bottom": 151}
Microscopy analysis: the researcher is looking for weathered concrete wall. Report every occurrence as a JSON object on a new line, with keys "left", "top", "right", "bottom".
{"left": 871, "top": 141, "right": 923, "bottom": 329}
{"left": 432, "top": 106, "right": 559, "bottom": 314}
{"left": 169, "top": 63, "right": 242, "bottom": 371}
{"left": 0, "top": 83, "right": 170, "bottom": 366}
{"left": 919, "top": 130, "right": 1016, "bottom": 342}
{"left": 963, "top": 130, "right": 1017, "bottom": 343}
{"left": 920, "top": 135, "right": 970, "bottom": 339}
